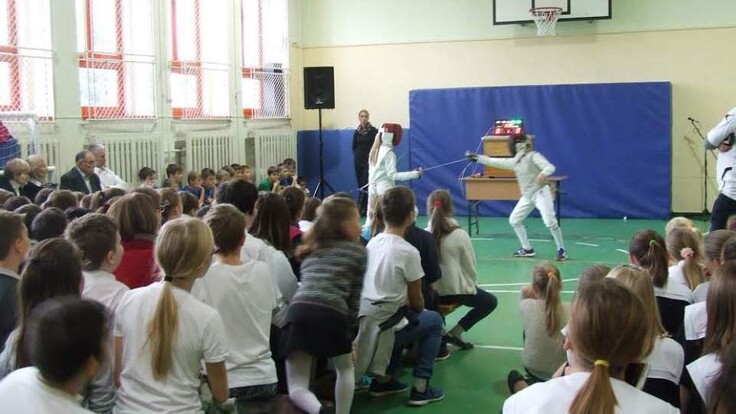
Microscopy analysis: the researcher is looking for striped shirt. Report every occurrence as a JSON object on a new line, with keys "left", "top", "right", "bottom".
{"left": 292, "top": 241, "right": 367, "bottom": 321}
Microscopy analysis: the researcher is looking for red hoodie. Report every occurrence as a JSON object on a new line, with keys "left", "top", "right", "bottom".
{"left": 114, "top": 236, "right": 159, "bottom": 289}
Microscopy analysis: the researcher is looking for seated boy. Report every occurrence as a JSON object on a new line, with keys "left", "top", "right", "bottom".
{"left": 354, "top": 186, "right": 445, "bottom": 407}
{"left": 258, "top": 166, "right": 281, "bottom": 193}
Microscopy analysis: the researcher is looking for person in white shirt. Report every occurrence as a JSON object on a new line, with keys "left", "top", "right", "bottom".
{"left": 424, "top": 189, "right": 497, "bottom": 350}
{"left": 0, "top": 238, "right": 116, "bottom": 413}
{"left": 467, "top": 134, "right": 567, "bottom": 261}
{"left": 608, "top": 264, "right": 684, "bottom": 408}
{"left": 114, "top": 217, "right": 232, "bottom": 414}
{"left": 687, "top": 261, "right": 736, "bottom": 405}
{"left": 298, "top": 196, "right": 321, "bottom": 233}
{"left": 66, "top": 213, "right": 127, "bottom": 313}
{"left": 705, "top": 107, "right": 736, "bottom": 231}
{"left": 703, "top": 339, "right": 736, "bottom": 414}
{"left": 193, "top": 204, "right": 279, "bottom": 413}
{"left": 0, "top": 297, "right": 110, "bottom": 414}
{"left": 665, "top": 228, "right": 706, "bottom": 293}
{"left": 629, "top": 229, "right": 694, "bottom": 337}
{"left": 89, "top": 144, "right": 126, "bottom": 189}
{"left": 503, "top": 278, "right": 678, "bottom": 414}
{"left": 365, "top": 123, "right": 422, "bottom": 230}
{"left": 355, "top": 186, "right": 444, "bottom": 407}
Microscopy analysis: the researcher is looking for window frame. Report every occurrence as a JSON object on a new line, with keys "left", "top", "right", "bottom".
{"left": 0, "top": 0, "right": 22, "bottom": 112}
{"left": 78, "top": 0, "right": 133, "bottom": 119}
{"left": 240, "top": 0, "right": 288, "bottom": 119}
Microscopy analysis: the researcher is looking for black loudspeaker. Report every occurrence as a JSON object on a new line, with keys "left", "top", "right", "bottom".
{"left": 303, "top": 67, "right": 335, "bottom": 109}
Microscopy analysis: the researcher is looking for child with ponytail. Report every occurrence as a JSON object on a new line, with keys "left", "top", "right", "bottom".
{"left": 425, "top": 189, "right": 497, "bottom": 350}
{"left": 114, "top": 217, "right": 232, "bottom": 413}
{"left": 629, "top": 229, "right": 694, "bottom": 338}
{"left": 158, "top": 187, "right": 183, "bottom": 225}
{"left": 666, "top": 228, "right": 706, "bottom": 292}
{"left": 507, "top": 263, "right": 569, "bottom": 393}
{"left": 503, "top": 278, "right": 678, "bottom": 413}
{"left": 608, "top": 264, "right": 684, "bottom": 408}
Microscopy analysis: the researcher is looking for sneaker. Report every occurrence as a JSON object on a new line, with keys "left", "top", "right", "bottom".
{"left": 513, "top": 247, "right": 536, "bottom": 257}
{"left": 556, "top": 248, "right": 568, "bottom": 261}
{"left": 355, "top": 375, "right": 372, "bottom": 392}
{"left": 408, "top": 384, "right": 445, "bottom": 406}
{"left": 435, "top": 347, "right": 451, "bottom": 361}
{"left": 444, "top": 333, "right": 474, "bottom": 350}
{"left": 507, "top": 370, "right": 527, "bottom": 394}
{"left": 369, "top": 378, "right": 408, "bottom": 397}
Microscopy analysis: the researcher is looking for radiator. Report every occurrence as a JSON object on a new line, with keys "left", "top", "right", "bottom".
{"left": 95, "top": 134, "right": 163, "bottom": 184}
{"left": 254, "top": 129, "right": 296, "bottom": 181}
{"left": 186, "top": 133, "right": 232, "bottom": 173}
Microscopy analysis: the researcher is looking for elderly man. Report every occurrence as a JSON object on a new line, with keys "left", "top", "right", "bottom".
{"left": 89, "top": 144, "right": 126, "bottom": 189}
{"left": 60, "top": 150, "right": 102, "bottom": 194}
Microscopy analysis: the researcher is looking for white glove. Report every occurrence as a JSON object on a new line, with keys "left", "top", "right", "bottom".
{"left": 465, "top": 151, "right": 478, "bottom": 161}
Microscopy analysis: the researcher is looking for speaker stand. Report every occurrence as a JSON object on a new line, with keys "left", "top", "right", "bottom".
{"left": 313, "top": 108, "right": 335, "bottom": 199}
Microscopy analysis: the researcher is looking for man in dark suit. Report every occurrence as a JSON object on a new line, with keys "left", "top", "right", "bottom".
{"left": 0, "top": 211, "right": 31, "bottom": 352}
{"left": 60, "top": 150, "right": 102, "bottom": 194}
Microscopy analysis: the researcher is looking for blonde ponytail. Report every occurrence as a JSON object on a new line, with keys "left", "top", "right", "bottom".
{"left": 148, "top": 281, "right": 178, "bottom": 380}
{"left": 570, "top": 362, "right": 617, "bottom": 414}
{"left": 543, "top": 273, "right": 562, "bottom": 337}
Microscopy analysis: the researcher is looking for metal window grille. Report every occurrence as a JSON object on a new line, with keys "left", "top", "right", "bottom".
{"left": 77, "top": 0, "right": 156, "bottom": 119}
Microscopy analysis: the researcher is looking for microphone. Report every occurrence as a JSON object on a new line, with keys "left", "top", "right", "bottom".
{"left": 688, "top": 117, "right": 696, "bottom": 122}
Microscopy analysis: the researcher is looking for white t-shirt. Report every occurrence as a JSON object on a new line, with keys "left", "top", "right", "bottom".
{"left": 298, "top": 220, "right": 313, "bottom": 233}
{"left": 684, "top": 301, "right": 708, "bottom": 340}
{"left": 693, "top": 281, "right": 709, "bottom": 303}
{"left": 82, "top": 270, "right": 129, "bottom": 313}
{"left": 114, "top": 282, "right": 228, "bottom": 414}
{"left": 240, "top": 234, "right": 296, "bottom": 304}
{"left": 654, "top": 280, "right": 694, "bottom": 303}
{"left": 687, "top": 353, "right": 721, "bottom": 402}
{"left": 667, "top": 261, "right": 696, "bottom": 292}
{"left": 503, "top": 372, "right": 678, "bottom": 413}
{"left": 192, "top": 260, "right": 278, "bottom": 388}
{"left": 646, "top": 336, "right": 684, "bottom": 384}
{"left": 361, "top": 233, "right": 424, "bottom": 313}
{"left": 0, "top": 367, "right": 92, "bottom": 413}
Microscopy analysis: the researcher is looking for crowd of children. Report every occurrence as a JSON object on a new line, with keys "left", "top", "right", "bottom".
{"left": 2, "top": 145, "right": 736, "bottom": 413}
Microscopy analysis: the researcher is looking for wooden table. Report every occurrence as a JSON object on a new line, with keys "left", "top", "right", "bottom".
{"left": 461, "top": 176, "right": 568, "bottom": 235}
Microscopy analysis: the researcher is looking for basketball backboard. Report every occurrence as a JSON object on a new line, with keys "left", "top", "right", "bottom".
{"left": 493, "top": 0, "right": 611, "bottom": 25}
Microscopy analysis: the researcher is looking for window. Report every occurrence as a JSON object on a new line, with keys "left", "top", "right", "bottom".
{"left": 170, "top": 0, "right": 230, "bottom": 119}
{"left": 0, "top": 0, "right": 53, "bottom": 118}
{"left": 241, "top": 0, "right": 289, "bottom": 119}
{"left": 77, "top": 0, "right": 156, "bottom": 119}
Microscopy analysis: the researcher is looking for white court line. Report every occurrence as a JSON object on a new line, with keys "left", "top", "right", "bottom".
{"left": 471, "top": 237, "right": 495, "bottom": 241}
{"left": 575, "top": 242, "right": 599, "bottom": 247}
{"left": 616, "top": 249, "right": 629, "bottom": 254}
{"left": 529, "top": 239, "right": 551, "bottom": 242}
{"left": 474, "top": 345, "right": 523, "bottom": 351}
{"left": 478, "top": 278, "right": 578, "bottom": 287}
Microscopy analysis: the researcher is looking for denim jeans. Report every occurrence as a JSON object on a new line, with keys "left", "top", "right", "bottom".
{"left": 387, "top": 310, "right": 443, "bottom": 380}
{"left": 230, "top": 383, "right": 278, "bottom": 414}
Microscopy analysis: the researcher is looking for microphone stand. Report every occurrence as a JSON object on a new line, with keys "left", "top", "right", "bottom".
{"left": 690, "top": 118, "right": 712, "bottom": 216}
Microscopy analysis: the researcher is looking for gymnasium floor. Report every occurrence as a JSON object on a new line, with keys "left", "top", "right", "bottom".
{"left": 351, "top": 216, "right": 709, "bottom": 413}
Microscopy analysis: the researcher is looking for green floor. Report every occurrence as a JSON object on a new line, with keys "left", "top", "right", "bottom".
{"left": 351, "top": 216, "right": 710, "bottom": 413}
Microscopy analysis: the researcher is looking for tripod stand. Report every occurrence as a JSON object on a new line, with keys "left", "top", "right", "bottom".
{"left": 690, "top": 118, "right": 715, "bottom": 216}
{"left": 313, "top": 108, "right": 334, "bottom": 199}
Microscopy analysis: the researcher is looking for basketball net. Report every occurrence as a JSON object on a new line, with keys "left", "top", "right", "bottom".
{"left": 530, "top": 7, "right": 562, "bottom": 37}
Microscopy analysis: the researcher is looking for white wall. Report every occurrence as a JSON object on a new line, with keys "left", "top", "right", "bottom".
{"left": 290, "top": 0, "right": 736, "bottom": 213}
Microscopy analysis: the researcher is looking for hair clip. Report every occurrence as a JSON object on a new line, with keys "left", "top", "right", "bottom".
{"left": 160, "top": 199, "right": 171, "bottom": 213}
{"left": 680, "top": 247, "right": 695, "bottom": 259}
{"left": 648, "top": 239, "right": 658, "bottom": 248}
{"left": 432, "top": 200, "right": 442, "bottom": 208}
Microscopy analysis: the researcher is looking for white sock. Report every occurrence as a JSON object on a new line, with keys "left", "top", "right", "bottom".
{"left": 513, "top": 225, "right": 532, "bottom": 250}
{"left": 414, "top": 378, "right": 428, "bottom": 393}
{"left": 332, "top": 354, "right": 355, "bottom": 414}
{"left": 550, "top": 226, "right": 565, "bottom": 250}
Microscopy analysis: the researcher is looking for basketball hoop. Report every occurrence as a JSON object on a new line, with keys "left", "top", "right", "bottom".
{"left": 530, "top": 7, "right": 562, "bottom": 37}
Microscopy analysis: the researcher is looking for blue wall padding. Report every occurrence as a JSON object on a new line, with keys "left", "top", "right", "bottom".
{"left": 297, "top": 82, "right": 671, "bottom": 219}
{"left": 296, "top": 128, "right": 411, "bottom": 198}
{"left": 408, "top": 82, "right": 672, "bottom": 219}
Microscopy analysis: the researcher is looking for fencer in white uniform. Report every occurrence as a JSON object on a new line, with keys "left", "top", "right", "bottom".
{"left": 467, "top": 134, "right": 567, "bottom": 261}
{"left": 365, "top": 123, "right": 422, "bottom": 230}
{"left": 705, "top": 107, "right": 736, "bottom": 231}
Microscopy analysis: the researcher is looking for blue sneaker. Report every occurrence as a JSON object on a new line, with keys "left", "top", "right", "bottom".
{"left": 556, "top": 248, "right": 568, "bottom": 261}
{"left": 369, "top": 378, "right": 408, "bottom": 397}
{"left": 355, "top": 375, "right": 373, "bottom": 392}
{"left": 513, "top": 247, "right": 535, "bottom": 257}
{"left": 408, "top": 384, "right": 445, "bottom": 406}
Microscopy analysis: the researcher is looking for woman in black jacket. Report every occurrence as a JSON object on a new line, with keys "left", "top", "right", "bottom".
{"left": 352, "top": 109, "right": 377, "bottom": 216}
